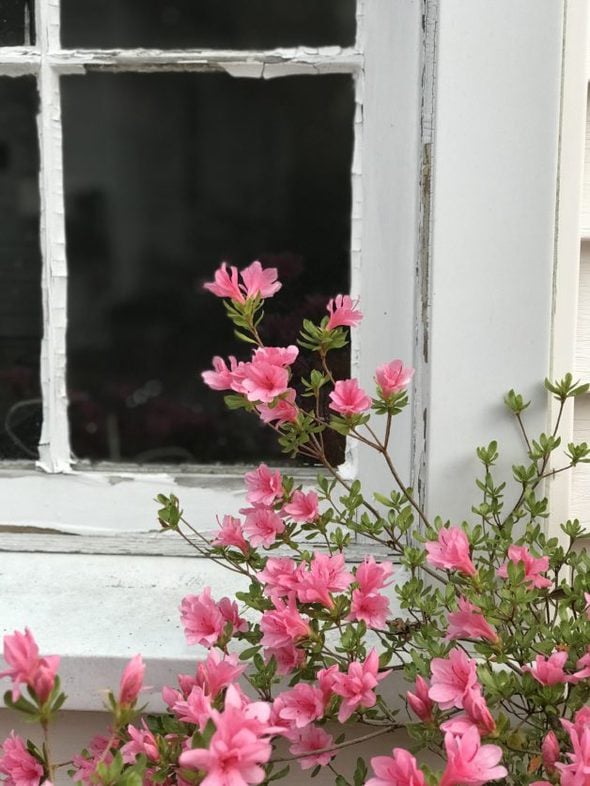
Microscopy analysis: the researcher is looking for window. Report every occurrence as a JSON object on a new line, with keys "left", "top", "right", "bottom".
{"left": 0, "top": 2, "right": 422, "bottom": 541}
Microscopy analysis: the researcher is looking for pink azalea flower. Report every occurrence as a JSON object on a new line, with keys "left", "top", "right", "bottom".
{"left": 282, "top": 490, "right": 319, "bottom": 523}
{"left": 440, "top": 727, "right": 507, "bottom": 786}
{"left": 72, "top": 734, "right": 118, "bottom": 785}
{"left": 253, "top": 346, "right": 298, "bottom": 367}
{"left": 218, "top": 597, "right": 248, "bottom": 635}
{"left": 203, "top": 262, "right": 244, "bottom": 302}
{"left": 297, "top": 552, "right": 354, "bottom": 608}
{"left": 349, "top": 588, "right": 391, "bottom": 629}
{"left": 0, "top": 629, "right": 60, "bottom": 703}
{"left": 288, "top": 725, "right": 335, "bottom": 770}
{"left": 201, "top": 356, "right": 236, "bottom": 391}
{"left": 407, "top": 676, "right": 434, "bottom": 723}
{"left": 326, "top": 294, "right": 363, "bottom": 331}
{"left": 462, "top": 686, "right": 496, "bottom": 735}
{"left": 274, "top": 683, "right": 325, "bottom": 728}
{"left": 446, "top": 598, "right": 499, "bottom": 643}
{"left": 204, "top": 261, "right": 281, "bottom": 303}
{"left": 558, "top": 723, "right": 590, "bottom": 786}
{"left": 260, "top": 596, "right": 311, "bottom": 650}
{"left": 121, "top": 721, "right": 160, "bottom": 764}
{"left": 375, "top": 360, "right": 415, "bottom": 397}
{"left": 257, "top": 388, "right": 299, "bottom": 425}
{"left": 317, "top": 664, "right": 340, "bottom": 703}
{"left": 366, "top": 748, "right": 425, "bottom": 786}
{"left": 241, "top": 505, "right": 285, "bottom": 547}
{"left": 265, "top": 643, "right": 305, "bottom": 676}
{"left": 179, "top": 685, "right": 275, "bottom": 786}
{"left": 571, "top": 650, "right": 590, "bottom": 683}
{"left": 332, "top": 649, "right": 391, "bottom": 722}
{"left": 196, "top": 650, "right": 246, "bottom": 699}
{"left": 429, "top": 649, "right": 478, "bottom": 710}
{"left": 212, "top": 514, "right": 249, "bottom": 554}
{"left": 497, "top": 545, "right": 552, "bottom": 589}
{"left": 244, "top": 464, "right": 284, "bottom": 506}
{"left": 329, "top": 378, "right": 372, "bottom": 416}
{"left": 355, "top": 556, "right": 394, "bottom": 593}
{"left": 118, "top": 654, "right": 145, "bottom": 706}
{"left": 0, "top": 732, "right": 44, "bottom": 786}
{"left": 241, "top": 361, "right": 289, "bottom": 404}
{"left": 523, "top": 651, "right": 573, "bottom": 686}
{"left": 542, "top": 730, "right": 560, "bottom": 774}
{"left": 180, "top": 588, "right": 226, "bottom": 648}
{"left": 168, "top": 685, "right": 212, "bottom": 730}
{"left": 257, "top": 558, "right": 302, "bottom": 598}
{"left": 240, "top": 261, "right": 281, "bottom": 300}
{"left": 425, "top": 527, "right": 476, "bottom": 577}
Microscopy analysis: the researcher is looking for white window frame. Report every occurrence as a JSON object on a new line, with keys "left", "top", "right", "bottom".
{"left": 0, "top": 0, "right": 424, "bottom": 545}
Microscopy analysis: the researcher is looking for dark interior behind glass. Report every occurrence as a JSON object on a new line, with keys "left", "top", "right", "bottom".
{"left": 0, "top": 76, "right": 42, "bottom": 459}
{"left": 62, "top": 72, "right": 354, "bottom": 464}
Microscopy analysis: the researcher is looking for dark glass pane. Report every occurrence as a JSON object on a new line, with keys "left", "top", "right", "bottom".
{"left": 61, "top": 0, "right": 355, "bottom": 49}
{"left": 0, "top": 0, "right": 34, "bottom": 46}
{"left": 62, "top": 72, "right": 353, "bottom": 465}
{"left": 0, "top": 76, "right": 42, "bottom": 459}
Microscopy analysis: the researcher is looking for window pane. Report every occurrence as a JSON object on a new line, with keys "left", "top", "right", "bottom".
{"left": 61, "top": 0, "right": 355, "bottom": 49}
{"left": 62, "top": 73, "right": 353, "bottom": 464}
{"left": 0, "top": 0, "right": 34, "bottom": 46}
{"left": 0, "top": 76, "right": 42, "bottom": 459}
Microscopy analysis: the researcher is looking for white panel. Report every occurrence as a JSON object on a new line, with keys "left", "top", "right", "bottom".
{"left": 582, "top": 90, "right": 590, "bottom": 237}
{"left": 578, "top": 243, "right": 590, "bottom": 378}
{"left": 572, "top": 395, "right": 590, "bottom": 527}
{"left": 426, "top": 1, "right": 563, "bottom": 521}
{"left": 355, "top": 0, "right": 422, "bottom": 499}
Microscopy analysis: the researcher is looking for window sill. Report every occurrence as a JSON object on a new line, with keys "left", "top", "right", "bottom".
{"left": 0, "top": 550, "right": 240, "bottom": 711}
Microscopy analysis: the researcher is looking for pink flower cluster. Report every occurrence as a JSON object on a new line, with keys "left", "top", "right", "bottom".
{"left": 0, "top": 628, "right": 60, "bottom": 704}
{"left": 497, "top": 545, "right": 552, "bottom": 589}
{"left": 180, "top": 588, "right": 247, "bottom": 649}
{"left": 204, "top": 261, "right": 281, "bottom": 303}
{"left": 178, "top": 684, "right": 277, "bottom": 786}
{"left": 425, "top": 527, "right": 476, "bottom": 577}
{"left": 202, "top": 345, "right": 298, "bottom": 413}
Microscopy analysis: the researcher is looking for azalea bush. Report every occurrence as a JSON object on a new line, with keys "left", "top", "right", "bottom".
{"left": 3, "top": 260, "right": 590, "bottom": 786}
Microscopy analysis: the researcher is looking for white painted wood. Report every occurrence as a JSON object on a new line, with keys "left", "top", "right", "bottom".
{"left": 573, "top": 394, "right": 590, "bottom": 528}
{"left": 425, "top": 0, "right": 564, "bottom": 522}
{"left": 583, "top": 89, "right": 590, "bottom": 237}
{"left": 47, "top": 47, "right": 361, "bottom": 76}
{"left": 354, "top": 0, "right": 423, "bottom": 502}
{"left": 549, "top": 0, "right": 589, "bottom": 538}
{"left": 36, "top": 0, "right": 71, "bottom": 472}
{"left": 577, "top": 244, "right": 590, "bottom": 378}
{"left": 0, "top": 47, "right": 39, "bottom": 75}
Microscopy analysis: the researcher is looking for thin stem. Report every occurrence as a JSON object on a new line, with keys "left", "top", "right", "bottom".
{"left": 41, "top": 721, "right": 55, "bottom": 783}
{"left": 516, "top": 413, "right": 532, "bottom": 453}
{"left": 270, "top": 725, "right": 399, "bottom": 763}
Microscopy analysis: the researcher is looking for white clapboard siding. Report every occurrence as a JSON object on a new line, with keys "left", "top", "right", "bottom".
{"left": 573, "top": 395, "right": 590, "bottom": 527}
{"left": 583, "top": 92, "right": 590, "bottom": 238}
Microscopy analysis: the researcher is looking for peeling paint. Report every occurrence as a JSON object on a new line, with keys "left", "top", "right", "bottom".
{"left": 46, "top": 47, "right": 362, "bottom": 78}
{"left": 412, "top": 0, "right": 439, "bottom": 513}
{"left": 0, "top": 47, "right": 40, "bottom": 76}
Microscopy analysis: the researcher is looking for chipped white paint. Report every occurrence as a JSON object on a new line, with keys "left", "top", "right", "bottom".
{"left": 36, "top": 0, "right": 71, "bottom": 473}
{"left": 0, "top": 47, "right": 40, "bottom": 76}
{"left": 47, "top": 47, "right": 362, "bottom": 77}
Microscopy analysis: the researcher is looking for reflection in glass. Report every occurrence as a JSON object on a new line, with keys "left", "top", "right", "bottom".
{"left": 62, "top": 73, "right": 354, "bottom": 464}
{"left": 0, "top": 0, "right": 34, "bottom": 46}
{"left": 61, "top": 0, "right": 355, "bottom": 50}
{"left": 0, "top": 77, "right": 42, "bottom": 459}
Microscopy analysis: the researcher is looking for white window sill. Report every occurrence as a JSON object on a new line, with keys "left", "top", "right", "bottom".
{"left": 0, "top": 551, "right": 243, "bottom": 711}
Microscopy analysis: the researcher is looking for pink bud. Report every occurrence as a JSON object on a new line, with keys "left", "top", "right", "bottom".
{"left": 542, "top": 731, "right": 560, "bottom": 774}
{"left": 118, "top": 654, "right": 145, "bottom": 706}
{"left": 407, "top": 676, "right": 433, "bottom": 722}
